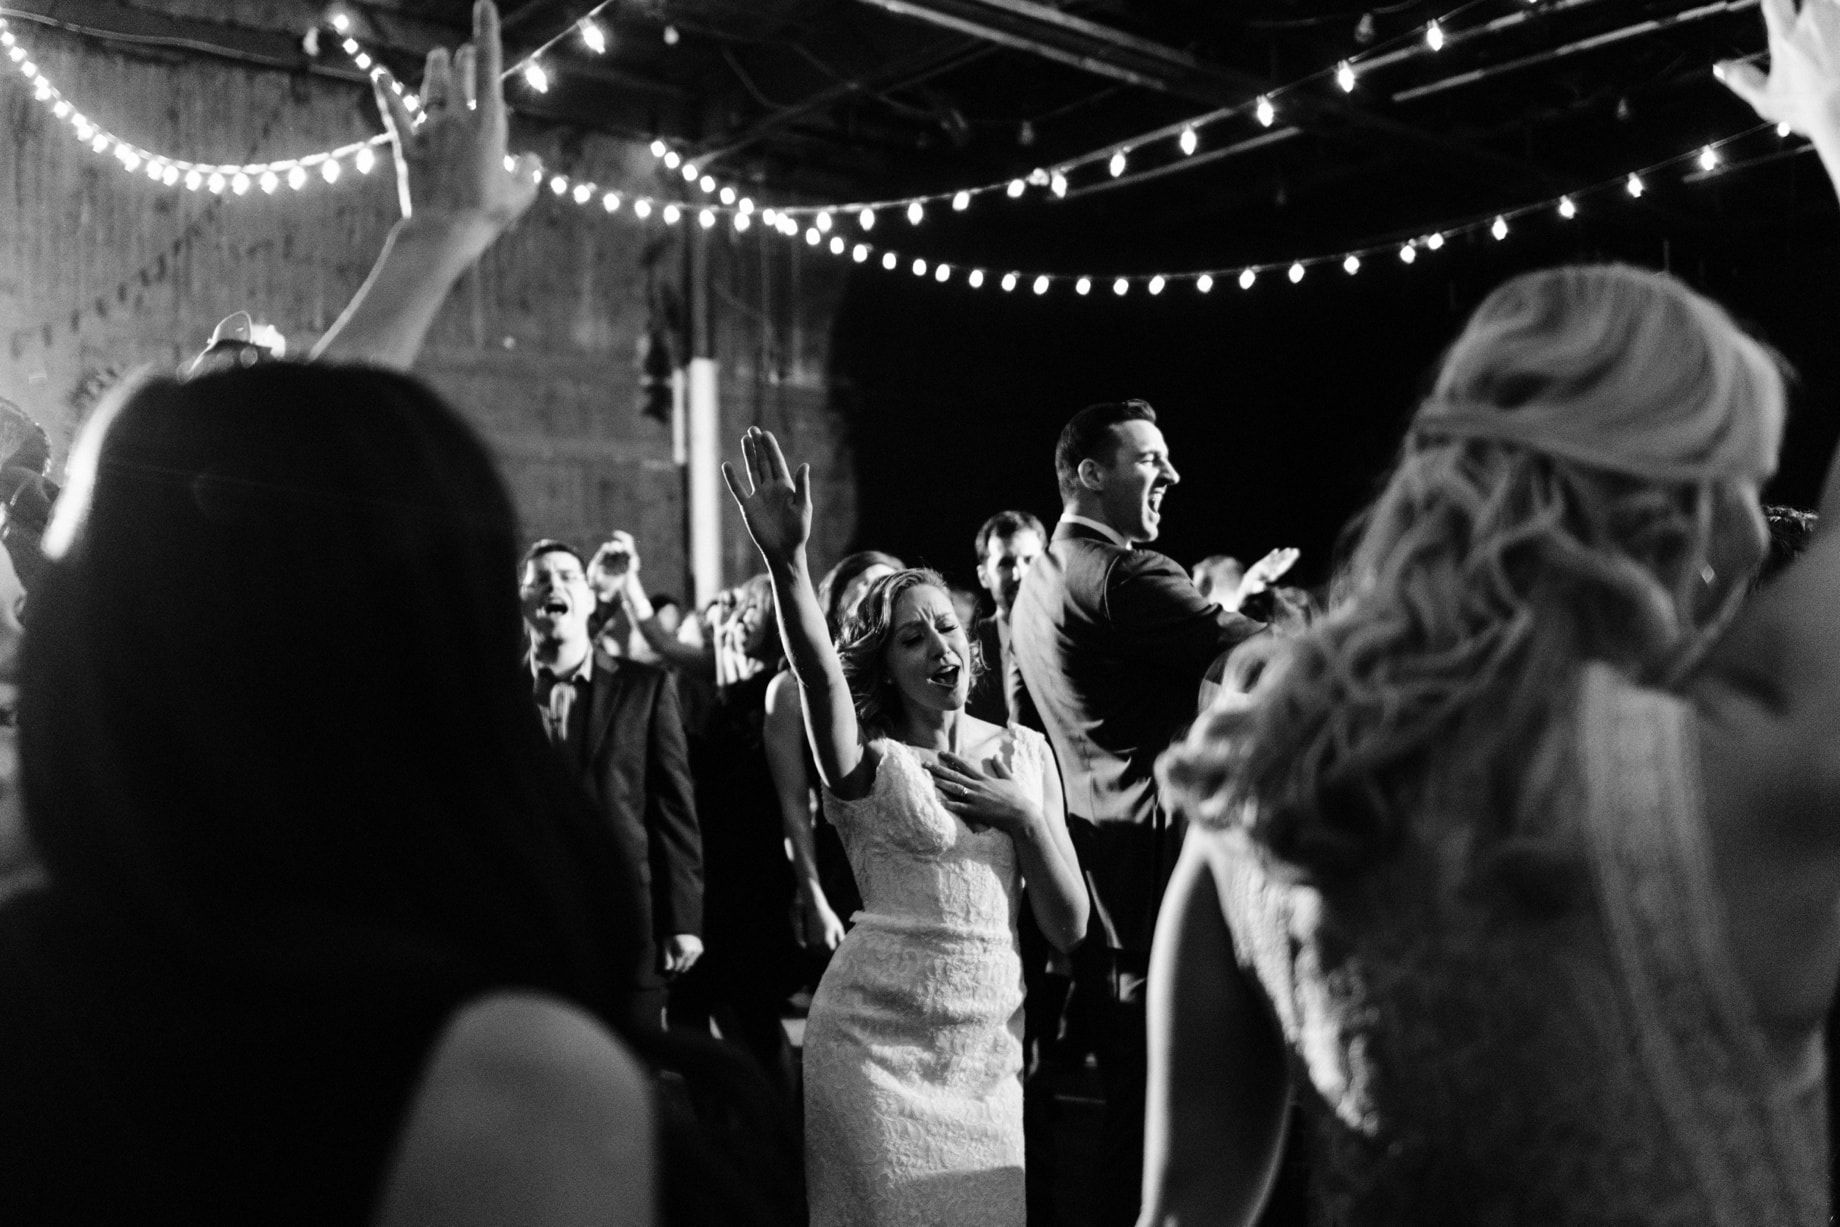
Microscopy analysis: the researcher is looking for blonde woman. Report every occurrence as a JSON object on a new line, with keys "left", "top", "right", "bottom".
{"left": 1141, "top": 4, "right": 1840, "bottom": 1224}
{"left": 724, "top": 428, "right": 1087, "bottom": 1226}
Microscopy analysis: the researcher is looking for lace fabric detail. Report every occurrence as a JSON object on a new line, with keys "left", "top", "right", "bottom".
{"left": 1210, "top": 665, "right": 1828, "bottom": 1226}
{"left": 805, "top": 730, "right": 1043, "bottom": 1227}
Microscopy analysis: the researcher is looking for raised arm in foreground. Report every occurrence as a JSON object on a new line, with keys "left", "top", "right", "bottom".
{"left": 312, "top": 0, "right": 540, "bottom": 368}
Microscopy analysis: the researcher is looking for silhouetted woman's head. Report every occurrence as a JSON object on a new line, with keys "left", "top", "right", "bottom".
{"left": 23, "top": 363, "right": 640, "bottom": 1013}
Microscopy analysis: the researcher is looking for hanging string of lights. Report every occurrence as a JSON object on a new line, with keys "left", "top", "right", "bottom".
{"left": 741, "top": 120, "right": 1796, "bottom": 301}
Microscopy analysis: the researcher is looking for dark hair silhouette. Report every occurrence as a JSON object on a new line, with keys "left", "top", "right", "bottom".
{"left": 817, "top": 550, "right": 904, "bottom": 639}
{"left": 23, "top": 364, "right": 642, "bottom": 1011}
{"left": 972, "top": 510, "right": 1047, "bottom": 563}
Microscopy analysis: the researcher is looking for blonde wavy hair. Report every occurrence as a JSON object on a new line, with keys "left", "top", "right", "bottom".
{"left": 1161, "top": 264, "right": 1786, "bottom": 891}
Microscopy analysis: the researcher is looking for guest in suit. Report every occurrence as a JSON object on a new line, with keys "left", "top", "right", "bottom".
{"left": 965, "top": 510, "right": 1045, "bottom": 728}
{"left": 520, "top": 539, "right": 704, "bottom": 1034}
{"left": 1009, "top": 398, "right": 1265, "bottom": 1227}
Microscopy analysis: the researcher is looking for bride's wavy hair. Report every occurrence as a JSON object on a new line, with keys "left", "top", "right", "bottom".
{"left": 836, "top": 567, "right": 951, "bottom": 735}
{"left": 1161, "top": 264, "right": 1786, "bottom": 890}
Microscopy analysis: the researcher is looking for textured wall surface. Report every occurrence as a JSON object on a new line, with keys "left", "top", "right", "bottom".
{"left": 0, "top": 17, "right": 858, "bottom": 601}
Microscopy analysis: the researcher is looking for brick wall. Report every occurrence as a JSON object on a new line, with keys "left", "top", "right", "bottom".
{"left": 0, "top": 21, "right": 858, "bottom": 603}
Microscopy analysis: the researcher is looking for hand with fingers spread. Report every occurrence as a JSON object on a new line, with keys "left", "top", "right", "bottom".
{"left": 924, "top": 750, "right": 1043, "bottom": 836}
{"left": 1235, "top": 547, "right": 1300, "bottom": 601}
{"left": 1720, "top": 0, "right": 1840, "bottom": 145}
{"left": 721, "top": 427, "right": 813, "bottom": 569}
{"left": 374, "top": 0, "right": 540, "bottom": 248}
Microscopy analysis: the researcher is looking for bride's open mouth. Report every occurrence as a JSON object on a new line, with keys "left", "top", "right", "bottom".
{"left": 928, "top": 663, "right": 962, "bottom": 689}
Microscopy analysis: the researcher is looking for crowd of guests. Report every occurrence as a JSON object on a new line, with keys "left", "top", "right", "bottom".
{"left": 4, "top": 1, "right": 1840, "bottom": 1225}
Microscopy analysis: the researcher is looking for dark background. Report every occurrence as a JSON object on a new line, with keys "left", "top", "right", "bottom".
{"left": 832, "top": 194, "right": 1840, "bottom": 596}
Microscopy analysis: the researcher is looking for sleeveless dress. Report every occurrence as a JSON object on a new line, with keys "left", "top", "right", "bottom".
{"left": 1205, "top": 662, "right": 1827, "bottom": 1225}
{"left": 805, "top": 729, "right": 1046, "bottom": 1227}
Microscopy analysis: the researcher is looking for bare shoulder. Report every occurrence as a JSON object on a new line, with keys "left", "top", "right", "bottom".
{"left": 374, "top": 993, "right": 653, "bottom": 1227}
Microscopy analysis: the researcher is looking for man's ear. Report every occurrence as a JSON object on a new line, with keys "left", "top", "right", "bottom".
{"left": 1077, "top": 457, "right": 1106, "bottom": 492}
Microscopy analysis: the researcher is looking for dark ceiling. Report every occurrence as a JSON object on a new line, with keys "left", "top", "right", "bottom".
{"left": 340, "top": 0, "right": 1802, "bottom": 277}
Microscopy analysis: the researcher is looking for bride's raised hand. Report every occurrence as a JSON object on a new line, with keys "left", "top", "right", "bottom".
{"left": 1720, "top": 0, "right": 1840, "bottom": 140}
{"left": 721, "top": 427, "right": 811, "bottom": 567}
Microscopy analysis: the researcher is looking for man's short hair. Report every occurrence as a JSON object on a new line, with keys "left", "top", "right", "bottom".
{"left": 519, "top": 538, "right": 583, "bottom": 573}
{"left": 973, "top": 510, "right": 1048, "bottom": 562}
{"left": 1054, "top": 399, "right": 1157, "bottom": 502}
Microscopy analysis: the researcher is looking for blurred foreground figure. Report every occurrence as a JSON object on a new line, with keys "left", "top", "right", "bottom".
{"left": 1142, "top": 6, "right": 1840, "bottom": 1222}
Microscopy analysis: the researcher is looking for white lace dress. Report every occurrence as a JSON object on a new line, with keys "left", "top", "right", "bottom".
{"left": 805, "top": 730, "right": 1043, "bottom": 1227}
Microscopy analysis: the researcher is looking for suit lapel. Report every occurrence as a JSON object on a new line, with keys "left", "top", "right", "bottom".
{"left": 584, "top": 651, "right": 623, "bottom": 765}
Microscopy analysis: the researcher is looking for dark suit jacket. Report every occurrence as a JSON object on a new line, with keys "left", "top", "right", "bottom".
{"left": 1010, "top": 520, "right": 1262, "bottom": 952}
{"left": 538, "top": 651, "right": 703, "bottom": 989}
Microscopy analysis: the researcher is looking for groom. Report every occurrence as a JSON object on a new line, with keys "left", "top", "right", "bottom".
{"left": 1010, "top": 399, "right": 1266, "bottom": 1226}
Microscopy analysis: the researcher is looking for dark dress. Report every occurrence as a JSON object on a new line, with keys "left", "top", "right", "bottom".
{"left": 0, "top": 890, "right": 478, "bottom": 1226}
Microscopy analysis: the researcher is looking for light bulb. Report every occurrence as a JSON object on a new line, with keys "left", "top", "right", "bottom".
{"left": 321, "top": 159, "right": 341, "bottom": 183}
{"left": 1778, "top": 121, "right": 1792, "bottom": 138}
{"left": 852, "top": 244, "right": 868, "bottom": 262}
{"left": 1197, "top": 274, "right": 1214, "bottom": 293}
{"left": 1238, "top": 269, "right": 1256, "bottom": 290}
{"left": 739, "top": 198, "right": 754, "bottom": 214}
{"left": 734, "top": 212, "right": 751, "bottom": 232}
{"left": 1343, "top": 254, "right": 1360, "bottom": 275}
{"left": 816, "top": 211, "right": 833, "bottom": 232}
{"left": 830, "top": 236, "right": 844, "bottom": 255}
{"left": 1256, "top": 96, "right": 1276, "bottom": 127}
{"left": 232, "top": 172, "right": 252, "bottom": 195}
{"left": 806, "top": 228, "right": 821, "bottom": 246}
{"left": 91, "top": 134, "right": 110, "bottom": 154}
{"left": 1625, "top": 173, "right": 1644, "bottom": 198}
{"left": 1698, "top": 145, "right": 1720, "bottom": 172}
{"left": 331, "top": 12, "right": 352, "bottom": 33}
{"left": 523, "top": 61, "right": 549, "bottom": 93}
{"left": 700, "top": 209, "right": 716, "bottom": 229}
{"left": 1399, "top": 243, "right": 1416, "bottom": 263}
{"left": 907, "top": 201, "right": 924, "bottom": 225}
{"left": 968, "top": 269, "right": 984, "bottom": 288}
{"left": 573, "top": 182, "right": 593, "bottom": 204}
{"left": 1426, "top": 232, "right": 1444, "bottom": 250}
{"left": 1557, "top": 196, "right": 1576, "bottom": 219}
{"left": 935, "top": 264, "right": 950, "bottom": 283}
{"left": 120, "top": 151, "right": 142, "bottom": 173}
{"left": 650, "top": 139, "right": 668, "bottom": 158}
{"left": 634, "top": 199, "right": 651, "bottom": 218}
{"left": 287, "top": 165, "right": 308, "bottom": 190}
{"left": 1032, "top": 275, "right": 1049, "bottom": 295}
{"left": 882, "top": 252, "right": 897, "bottom": 271}
{"left": 1001, "top": 273, "right": 1018, "bottom": 292}
{"left": 1288, "top": 262, "right": 1305, "bottom": 284}
{"left": 1108, "top": 149, "right": 1127, "bottom": 177}
{"left": 1075, "top": 277, "right": 1091, "bottom": 296}
{"left": 1006, "top": 179, "right": 1026, "bottom": 198}
{"left": 664, "top": 150, "right": 681, "bottom": 169}
{"left": 1050, "top": 171, "right": 1068, "bottom": 198}
{"left": 663, "top": 204, "right": 681, "bottom": 225}
{"left": 578, "top": 19, "right": 607, "bottom": 54}
{"left": 1178, "top": 127, "right": 1197, "bottom": 156}
{"left": 1148, "top": 275, "right": 1166, "bottom": 295}
{"left": 1425, "top": 21, "right": 1445, "bottom": 51}
{"left": 681, "top": 164, "right": 698, "bottom": 182}
{"left": 549, "top": 174, "right": 568, "bottom": 195}
{"left": 207, "top": 172, "right": 226, "bottom": 194}
{"left": 1112, "top": 277, "right": 1129, "bottom": 296}
{"left": 912, "top": 258, "right": 927, "bottom": 277}
{"left": 952, "top": 190, "right": 970, "bottom": 211}
{"left": 858, "top": 208, "right": 874, "bottom": 230}
{"left": 259, "top": 170, "right": 279, "bottom": 193}
{"left": 699, "top": 175, "right": 715, "bottom": 193}
{"left": 1336, "top": 61, "right": 1356, "bottom": 92}
{"left": 719, "top": 187, "right": 736, "bottom": 205}
{"left": 184, "top": 169, "right": 203, "bottom": 191}
{"left": 1491, "top": 215, "right": 1509, "bottom": 240}
{"left": 355, "top": 146, "right": 375, "bottom": 174}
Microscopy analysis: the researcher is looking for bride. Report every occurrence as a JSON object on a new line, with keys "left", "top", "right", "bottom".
{"left": 722, "top": 428, "right": 1087, "bottom": 1226}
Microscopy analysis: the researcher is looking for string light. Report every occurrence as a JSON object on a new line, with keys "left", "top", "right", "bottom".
{"left": 1032, "top": 275, "right": 1050, "bottom": 295}
{"left": 1626, "top": 173, "right": 1645, "bottom": 197}
{"left": 1336, "top": 61, "right": 1357, "bottom": 92}
{"left": 935, "top": 263, "right": 951, "bottom": 283}
{"left": 1076, "top": 277, "right": 1092, "bottom": 296}
{"left": 1108, "top": 149, "right": 1128, "bottom": 177}
{"left": 1256, "top": 96, "right": 1276, "bottom": 127}
{"left": 1148, "top": 275, "right": 1166, "bottom": 295}
{"left": 952, "top": 190, "right": 971, "bottom": 211}
{"left": 578, "top": 19, "right": 608, "bottom": 55}
{"left": 1178, "top": 127, "right": 1197, "bottom": 156}
{"left": 1426, "top": 232, "right": 1445, "bottom": 251}
{"left": 907, "top": 201, "right": 925, "bottom": 225}
{"left": 1425, "top": 21, "right": 1445, "bottom": 51}
{"left": 1343, "top": 254, "right": 1361, "bottom": 275}
{"left": 1697, "top": 145, "right": 1720, "bottom": 172}
{"left": 734, "top": 211, "right": 751, "bottom": 232}
{"left": 1050, "top": 171, "right": 1068, "bottom": 197}
{"left": 522, "top": 60, "right": 550, "bottom": 92}
{"left": 1399, "top": 243, "right": 1416, "bottom": 263}
{"left": 1002, "top": 273, "right": 1019, "bottom": 292}
{"left": 1113, "top": 277, "right": 1129, "bottom": 296}
{"left": 911, "top": 257, "right": 927, "bottom": 276}
{"left": 700, "top": 208, "right": 716, "bottom": 229}
{"left": 882, "top": 252, "right": 897, "bottom": 270}
{"left": 1006, "top": 178, "right": 1026, "bottom": 198}
{"left": 1196, "top": 274, "right": 1213, "bottom": 293}
{"left": 1491, "top": 214, "right": 1509, "bottom": 240}
{"left": 852, "top": 243, "right": 867, "bottom": 261}
{"left": 1238, "top": 269, "right": 1256, "bottom": 290}
{"left": 967, "top": 269, "right": 985, "bottom": 288}
{"left": 816, "top": 211, "right": 834, "bottom": 232}
{"left": 859, "top": 208, "right": 876, "bottom": 230}
{"left": 1289, "top": 262, "right": 1305, "bottom": 284}
{"left": 1557, "top": 195, "right": 1576, "bottom": 219}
